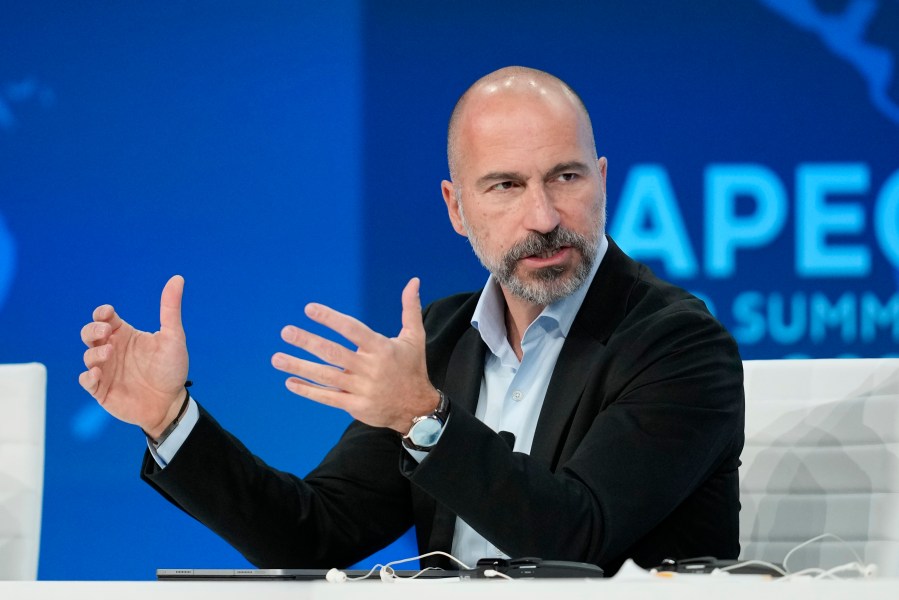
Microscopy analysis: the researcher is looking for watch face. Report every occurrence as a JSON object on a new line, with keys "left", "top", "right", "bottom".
{"left": 410, "top": 416, "right": 443, "bottom": 448}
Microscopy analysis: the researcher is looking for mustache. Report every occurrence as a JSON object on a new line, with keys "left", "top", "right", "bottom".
{"left": 504, "top": 227, "right": 592, "bottom": 263}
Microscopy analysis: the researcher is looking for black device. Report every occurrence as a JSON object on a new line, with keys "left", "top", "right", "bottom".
{"left": 655, "top": 556, "right": 784, "bottom": 576}
{"left": 474, "top": 557, "right": 604, "bottom": 578}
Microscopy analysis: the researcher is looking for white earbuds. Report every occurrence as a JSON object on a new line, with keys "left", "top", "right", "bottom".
{"left": 326, "top": 566, "right": 394, "bottom": 583}
{"left": 325, "top": 550, "right": 474, "bottom": 584}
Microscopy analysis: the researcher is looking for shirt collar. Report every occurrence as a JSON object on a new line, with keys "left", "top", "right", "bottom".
{"left": 471, "top": 235, "right": 609, "bottom": 356}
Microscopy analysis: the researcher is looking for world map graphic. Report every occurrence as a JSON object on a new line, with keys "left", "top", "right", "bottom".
{"left": 757, "top": 0, "right": 899, "bottom": 126}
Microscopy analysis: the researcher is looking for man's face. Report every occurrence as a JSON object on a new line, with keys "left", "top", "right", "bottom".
{"left": 443, "top": 89, "right": 607, "bottom": 307}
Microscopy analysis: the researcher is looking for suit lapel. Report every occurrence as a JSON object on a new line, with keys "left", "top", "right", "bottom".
{"left": 427, "top": 325, "right": 486, "bottom": 556}
{"left": 530, "top": 238, "right": 637, "bottom": 471}
{"left": 441, "top": 326, "right": 486, "bottom": 414}
{"left": 530, "top": 328, "right": 604, "bottom": 470}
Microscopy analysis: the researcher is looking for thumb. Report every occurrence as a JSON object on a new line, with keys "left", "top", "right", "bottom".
{"left": 399, "top": 277, "right": 424, "bottom": 340}
{"left": 160, "top": 275, "right": 185, "bottom": 338}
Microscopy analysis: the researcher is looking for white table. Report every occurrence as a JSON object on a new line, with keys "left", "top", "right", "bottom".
{"left": 3, "top": 578, "right": 899, "bottom": 600}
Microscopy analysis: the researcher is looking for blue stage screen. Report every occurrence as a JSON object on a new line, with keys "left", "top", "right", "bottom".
{"left": 0, "top": 0, "right": 896, "bottom": 581}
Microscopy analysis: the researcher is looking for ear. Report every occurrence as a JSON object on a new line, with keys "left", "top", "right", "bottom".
{"left": 597, "top": 156, "right": 608, "bottom": 188}
{"left": 597, "top": 157, "right": 609, "bottom": 230}
{"left": 441, "top": 180, "right": 468, "bottom": 236}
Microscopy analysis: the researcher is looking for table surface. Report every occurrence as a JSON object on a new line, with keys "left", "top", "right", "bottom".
{"left": 3, "top": 577, "right": 899, "bottom": 600}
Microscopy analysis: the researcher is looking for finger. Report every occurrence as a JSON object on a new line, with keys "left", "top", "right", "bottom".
{"left": 280, "top": 325, "right": 358, "bottom": 370}
{"left": 284, "top": 377, "right": 349, "bottom": 410}
{"left": 399, "top": 277, "right": 424, "bottom": 339}
{"left": 81, "top": 321, "right": 111, "bottom": 346}
{"left": 92, "top": 304, "right": 124, "bottom": 330}
{"left": 78, "top": 367, "right": 101, "bottom": 396}
{"left": 83, "top": 344, "right": 112, "bottom": 369}
{"left": 271, "top": 353, "right": 349, "bottom": 390}
{"left": 80, "top": 366, "right": 110, "bottom": 403}
{"left": 304, "top": 303, "right": 380, "bottom": 349}
{"left": 160, "top": 275, "right": 185, "bottom": 338}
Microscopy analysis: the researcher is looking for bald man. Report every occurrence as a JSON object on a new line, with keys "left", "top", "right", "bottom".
{"left": 80, "top": 67, "right": 744, "bottom": 575}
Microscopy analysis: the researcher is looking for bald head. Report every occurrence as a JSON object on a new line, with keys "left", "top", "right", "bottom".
{"left": 447, "top": 66, "right": 597, "bottom": 180}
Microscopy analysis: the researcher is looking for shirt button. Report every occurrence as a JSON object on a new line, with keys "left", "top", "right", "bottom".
{"left": 512, "top": 390, "right": 523, "bottom": 401}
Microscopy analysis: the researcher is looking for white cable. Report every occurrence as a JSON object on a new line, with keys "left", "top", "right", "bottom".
{"left": 816, "top": 562, "right": 867, "bottom": 580}
{"left": 772, "top": 533, "right": 877, "bottom": 581}
{"left": 388, "top": 550, "right": 473, "bottom": 571}
{"left": 665, "top": 533, "right": 875, "bottom": 582}
{"left": 814, "top": 561, "right": 878, "bottom": 580}
{"left": 782, "top": 533, "right": 864, "bottom": 575}
{"left": 328, "top": 550, "right": 473, "bottom": 583}
{"left": 484, "top": 569, "right": 514, "bottom": 580}
{"left": 716, "top": 559, "right": 787, "bottom": 577}
{"left": 379, "top": 551, "right": 473, "bottom": 582}
{"left": 780, "top": 566, "right": 827, "bottom": 581}
{"left": 331, "top": 563, "right": 386, "bottom": 583}
{"left": 779, "top": 562, "right": 865, "bottom": 581}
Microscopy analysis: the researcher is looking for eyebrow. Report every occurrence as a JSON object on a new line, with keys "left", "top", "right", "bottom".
{"left": 476, "top": 161, "right": 591, "bottom": 189}
{"left": 476, "top": 170, "right": 526, "bottom": 188}
{"left": 546, "top": 161, "right": 591, "bottom": 178}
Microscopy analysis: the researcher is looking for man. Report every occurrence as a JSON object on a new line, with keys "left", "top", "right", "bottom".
{"left": 79, "top": 66, "right": 744, "bottom": 575}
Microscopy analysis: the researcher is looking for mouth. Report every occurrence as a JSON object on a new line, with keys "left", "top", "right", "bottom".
{"left": 521, "top": 246, "right": 572, "bottom": 267}
{"left": 532, "top": 247, "right": 564, "bottom": 259}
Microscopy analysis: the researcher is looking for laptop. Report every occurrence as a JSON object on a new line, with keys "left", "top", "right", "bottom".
{"left": 158, "top": 558, "right": 604, "bottom": 581}
{"left": 157, "top": 568, "right": 462, "bottom": 581}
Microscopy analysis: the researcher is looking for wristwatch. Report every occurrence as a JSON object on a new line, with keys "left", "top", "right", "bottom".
{"left": 402, "top": 390, "right": 451, "bottom": 452}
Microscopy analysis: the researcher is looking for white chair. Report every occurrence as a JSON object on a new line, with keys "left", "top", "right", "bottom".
{"left": 739, "top": 358, "right": 899, "bottom": 576}
{"left": 0, "top": 362, "right": 46, "bottom": 580}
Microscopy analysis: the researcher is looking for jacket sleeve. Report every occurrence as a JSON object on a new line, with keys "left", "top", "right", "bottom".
{"left": 141, "top": 405, "right": 414, "bottom": 568}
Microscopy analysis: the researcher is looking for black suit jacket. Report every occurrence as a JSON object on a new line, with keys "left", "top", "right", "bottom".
{"left": 142, "top": 237, "right": 744, "bottom": 575}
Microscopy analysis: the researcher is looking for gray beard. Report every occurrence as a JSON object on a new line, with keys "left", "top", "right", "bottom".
{"left": 467, "top": 225, "right": 598, "bottom": 306}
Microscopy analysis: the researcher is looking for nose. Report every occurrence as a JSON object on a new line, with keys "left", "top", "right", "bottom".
{"left": 523, "top": 184, "right": 561, "bottom": 234}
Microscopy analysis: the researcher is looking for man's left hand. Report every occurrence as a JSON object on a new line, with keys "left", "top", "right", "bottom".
{"left": 272, "top": 277, "right": 439, "bottom": 433}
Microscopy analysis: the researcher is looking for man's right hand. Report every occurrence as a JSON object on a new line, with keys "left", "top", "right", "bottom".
{"left": 79, "top": 275, "right": 190, "bottom": 439}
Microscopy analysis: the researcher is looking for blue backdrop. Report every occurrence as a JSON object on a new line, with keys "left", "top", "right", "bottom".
{"left": 0, "top": 0, "right": 896, "bottom": 580}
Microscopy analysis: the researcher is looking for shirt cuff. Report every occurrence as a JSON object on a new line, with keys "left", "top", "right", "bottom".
{"left": 404, "top": 446, "right": 430, "bottom": 463}
{"left": 146, "top": 397, "right": 200, "bottom": 468}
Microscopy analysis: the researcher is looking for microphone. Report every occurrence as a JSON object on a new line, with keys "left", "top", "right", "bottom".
{"left": 498, "top": 431, "right": 516, "bottom": 450}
